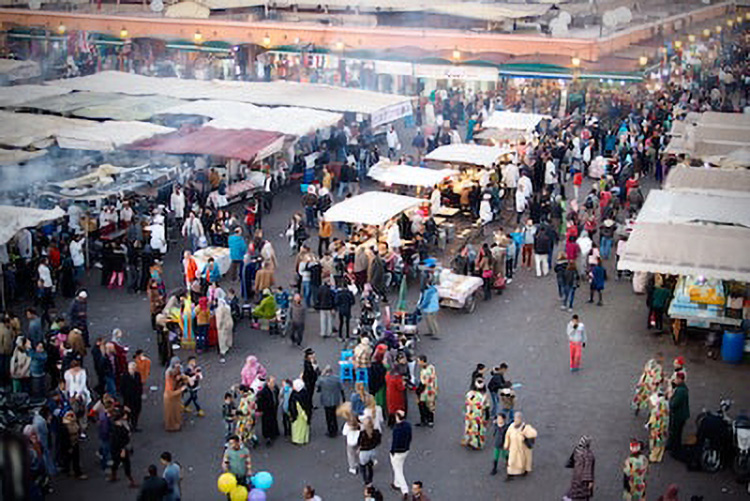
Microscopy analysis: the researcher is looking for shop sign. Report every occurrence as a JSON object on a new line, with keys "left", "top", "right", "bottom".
{"left": 371, "top": 101, "right": 413, "bottom": 127}
{"left": 414, "top": 64, "right": 498, "bottom": 81}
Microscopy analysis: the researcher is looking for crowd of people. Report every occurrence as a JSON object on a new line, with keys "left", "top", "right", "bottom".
{"left": 0, "top": 23, "right": 748, "bottom": 501}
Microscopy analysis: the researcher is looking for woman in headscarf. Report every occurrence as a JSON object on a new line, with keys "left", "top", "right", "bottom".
{"left": 289, "top": 379, "right": 311, "bottom": 445}
{"left": 215, "top": 298, "right": 234, "bottom": 364}
{"left": 622, "top": 440, "right": 648, "bottom": 501}
{"left": 385, "top": 366, "right": 407, "bottom": 427}
{"left": 503, "top": 411, "right": 537, "bottom": 480}
{"left": 240, "top": 355, "right": 267, "bottom": 391}
{"left": 462, "top": 377, "right": 490, "bottom": 450}
{"left": 566, "top": 435, "right": 595, "bottom": 500}
{"left": 163, "top": 357, "right": 185, "bottom": 432}
{"left": 647, "top": 391, "right": 669, "bottom": 463}
{"left": 236, "top": 385, "right": 258, "bottom": 447}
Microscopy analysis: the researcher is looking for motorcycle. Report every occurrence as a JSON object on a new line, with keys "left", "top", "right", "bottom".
{"left": 695, "top": 399, "right": 734, "bottom": 473}
{"left": 733, "top": 413, "right": 750, "bottom": 477}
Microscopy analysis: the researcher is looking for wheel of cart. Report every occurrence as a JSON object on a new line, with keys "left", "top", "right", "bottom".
{"left": 464, "top": 289, "right": 481, "bottom": 314}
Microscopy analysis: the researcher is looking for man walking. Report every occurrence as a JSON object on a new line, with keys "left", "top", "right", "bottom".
{"left": 161, "top": 451, "right": 181, "bottom": 501}
{"left": 390, "top": 410, "right": 412, "bottom": 499}
{"left": 566, "top": 314, "right": 587, "bottom": 371}
{"left": 316, "top": 366, "right": 345, "bottom": 438}
{"left": 667, "top": 372, "right": 689, "bottom": 455}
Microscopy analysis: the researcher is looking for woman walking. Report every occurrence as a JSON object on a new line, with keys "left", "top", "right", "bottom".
{"left": 565, "top": 435, "right": 595, "bottom": 500}
{"left": 462, "top": 378, "right": 490, "bottom": 450}
{"left": 290, "top": 379, "right": 311, "bottom": 445}
{"left": 647, "top": 392, "right": 669, "bottom": 463}
{"left": 357, "top": 416, "right": 381, "bottom": 485}
{"left": 342, "top": 410, "right": 361, "bottom": 475}
{"left": 503, "top": 411, "right": 537, "bottom": 480}
{"left": 163, "top": 357, "right": 185, "bottom": 432}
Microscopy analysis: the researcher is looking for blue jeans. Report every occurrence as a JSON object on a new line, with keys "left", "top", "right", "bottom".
{"left": 337, "top": 181, "right": 349, "bottom": 198}
{"left": 563, "top": 285, "right": 576, "bottom": 309}
{"left": 99, "top": 441, "right": 111, "bottom": 471}
{"left": 183, "top": 388, "right": 201, "bottom": 412}
{"left": 600, "top": 236, "right": 613, "bottom": 259}
{"left": 557, "top": 275, "right": 566, "bottom": 300}
{"left": 305, "top": 206, "right": 316, "bottom": 228}
{"left": 195, "top": 324, "right": 208, "bottom": 351}
{"left": 302, "top": 281, "right": 312, "bottom": 308}
{"left": 105, "top": 375, "right": 117, "bottom": 397}
{"left": 490, "top": 391, "right": 499, "bottom": 418}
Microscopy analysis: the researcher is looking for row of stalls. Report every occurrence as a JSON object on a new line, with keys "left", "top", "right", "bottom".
{"left": 664, "top": 111, "right": 750, "bottom": 168}
{"left": 618, "top": 165, "right": 750, "bottom": 362}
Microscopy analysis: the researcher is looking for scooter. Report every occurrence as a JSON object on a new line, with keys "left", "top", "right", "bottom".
{"left": 733, "top": 412, "right": 750, "bottom": 477}
{"left": 695, "top": 399, "right": 733, "bottom": 473}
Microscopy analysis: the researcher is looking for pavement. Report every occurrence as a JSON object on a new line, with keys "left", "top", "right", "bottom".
{"left": 49, "top": 166, "right": 750, "bottom": 501}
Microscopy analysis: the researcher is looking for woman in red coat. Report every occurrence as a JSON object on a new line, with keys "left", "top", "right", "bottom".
{"left": 385, "top": 368, "right": 407, "bottom": 427}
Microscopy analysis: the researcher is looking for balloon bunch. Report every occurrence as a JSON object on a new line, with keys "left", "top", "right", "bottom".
{"left": 217, "top": 471, "right": 274, "bottom": 500}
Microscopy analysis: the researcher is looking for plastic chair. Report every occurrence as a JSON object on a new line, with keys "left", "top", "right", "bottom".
{"left": 355, "top": 367, "right": 369, "bottom": 386}
{"left": 340, "top": 349, "right": 354, "bottom": 382}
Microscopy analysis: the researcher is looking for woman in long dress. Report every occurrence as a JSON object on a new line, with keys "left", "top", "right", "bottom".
{"left": 236, "top": 386, "right": 258, "bottom": 447}
{"left": 289, "top": 379, "right": 310, "bottom": 445}
{"left": 566, "top": 435, "right": 595, "bottom": 501}
{"left": 632, "top": 355, "right": 663, "bottom": 416}
{"left": 462, "top": 378, "right": 490, "bottom": 450}
{"left": 215, "top": 298, "right": 234, "bottom": 363}
{"left": 503, "top": 411, "right": 537, "bottom": 479}
{"left": 240, "top": 355, "right": 267, "bottom": 391}
{"left": 163, "top": 357, "right": 185, "bottom": 432}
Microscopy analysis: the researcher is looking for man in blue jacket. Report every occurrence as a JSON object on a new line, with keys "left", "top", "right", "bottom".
{"left": 417, "top": 282, "right": 440, "bottom": 339}
{"left": 228, "top": 228, "right": 246, "bottom": 282}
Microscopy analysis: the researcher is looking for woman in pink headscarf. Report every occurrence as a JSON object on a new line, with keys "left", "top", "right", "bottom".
{"left": 241, "top": 355, "right": 267, "bottom": 391}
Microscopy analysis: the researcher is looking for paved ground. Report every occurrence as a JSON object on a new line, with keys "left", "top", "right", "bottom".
{"left": 49, "top": 172, "right": 750, "bottom": 501}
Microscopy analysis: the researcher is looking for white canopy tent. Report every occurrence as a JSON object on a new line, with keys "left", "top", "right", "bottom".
{"left": 323, "top": 191, "right": 422, "bottom": 226}
{"left": 617, "top": 222, "right": 750, "bottom": 282}
{"left": 367, "top": 161, "right": 457, "bottom": 187}
{"left": 0, "top": 84, "right": 72, "bottom": 108}
{"left": 664, "top": 165, "right": 750, "bottom": 198}
{"left": 0, "top": 205, "right": 65, "bottom": 245}
{"left": 162, "top": 99, "right": 343, "bottom": 136}
{"left": 0, "top": 59, "right": 41, "bottom": 83}
{"left": 424, "top": 143, "right": 510, "bottom": 168}
{"left": 0, "top": 110, "right": 93, "bottom": 148}
{"left": 636, "top": 190, "right": 750, "bottom": 228}
{"left": 481, "top": 111, "right": 551, "bottom": 131}
{"left": 47, "top": 71, "right": 412, "bottom": 125}
{"left": 56, "top": 121, "right": 175, "bottom": 151}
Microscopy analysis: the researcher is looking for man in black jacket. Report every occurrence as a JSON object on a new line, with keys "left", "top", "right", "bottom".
{"left": 137, "top": 464, "right": 167, "bottom": 501}
{"left": 316, "top": 366, "right": 346, "bottom": 438}
{"left": 390, "top": 410, "right": 412, "bottom": 499}
{"left": 488, "top": 363, "right": 511, "bottom": 419}
{"left": 334, "top": 285, "right": 355, "bottom": 341}
{"left": 315, "top": 280, "right": 335, "bottom": 338}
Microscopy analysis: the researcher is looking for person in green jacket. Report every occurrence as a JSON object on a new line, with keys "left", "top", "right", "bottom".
{"left": 252, "top": 289, "right": 277, "bottom": 325}
{"left": 666, "top": 372, "right": 689, "bottom": 454}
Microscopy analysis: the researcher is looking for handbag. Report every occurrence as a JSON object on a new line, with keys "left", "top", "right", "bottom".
{"left": 524, "top": 437, "right": 535, "bottom": 449}
{"left": 482, "top": 269, "right": 493, "bottom": 279}
{"left": 564, "top": 452, "right": 575, "bottom": 468}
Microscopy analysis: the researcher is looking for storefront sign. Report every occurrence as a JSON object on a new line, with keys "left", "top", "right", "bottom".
{"left": 374, "top": 60, "right": 413, "bottom": 76}
{"left": 371, "top": 100, "right": 413, "bottom": 127}
{"left": 414, "top": 64, "right": 498, "bottom": 81}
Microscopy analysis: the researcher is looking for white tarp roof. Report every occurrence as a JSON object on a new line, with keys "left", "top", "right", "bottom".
{"left": 425, "top": 143, "right": 510, "bottom": 167}
{"left": 482, "top": 111, "right": 551, "bottom": 131}
{"left": 0, "top": 59, "right": 40, "bottom": 82}
{"left": 0, "top": 110, "right": 93, "bottom": 148}
{"left": 367, "top": 161, "right": 456, "bottom": 187}
{"left": 0, "top": 84, "right": 72, "bottom": 108}
{"left": 664, "top": 165, "right": 750, "bottom": 197}
{"left": 0, "top": 148, "right": 46, "bottom": 165}
{"left": 617, "top": 222, "right": 750, "bottom": 282}
{"left": 22, "top": 91, "right": 122, "bottom": 114}
{"left": 323, "top": 191, "right": 422, "bottom": 225}
{"left": 56, "top": 121, "right": 175, "bottom": 151}
{"left": 165, "top": 0, "right": 210, "bottom": 18}
{"left": 637, "top": 190, "right": 750, "bottom": 228}
{"left": 428, "top": 2, "right": 551, "bottom": 21}
{"left": 703, "top": 148, "right": 750, "bottom": 170}
{"left": 47, "top": 71, "right": 412, "bottom": 120}
{"left": 0, "top": 205, "right": 65, "bottom": 245}
{"left": 162, "top": 99, "right": 343, "bottom": 136}
{"left": 72, "top": 95, "right": 186, "bottom": 121}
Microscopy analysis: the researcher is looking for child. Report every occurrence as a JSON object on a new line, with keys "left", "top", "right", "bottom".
{"left": 182, "top": 356, "right": 204, "bottom": 417}
{"left": 227, "top": 288, "right": 241, "bottom": 322}
{"left": 274, "top": 286, "right": 290, "bottom": 311}
{"left": 280, "top": 379, "right": 292, "bottom": 437}
{"left": 133, "top": 349, "right": 151, "bottom": 386}
{"left": 222, "top": 392, "right": 237, "bottom": 442}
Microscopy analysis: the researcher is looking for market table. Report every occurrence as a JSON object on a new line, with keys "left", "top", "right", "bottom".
{"left": 435, "top": 207, "right": 460, "bottom": 217}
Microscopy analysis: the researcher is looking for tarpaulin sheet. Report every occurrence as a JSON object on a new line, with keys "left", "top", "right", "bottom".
{"left": 482, "top": 111, "right": 551, "bottom": 131}
{"left": 637, "top": 190, "right": 750, "bottom": 228}
{"left": 429, "top": 2, "right": 551, "bottom": 21}
{"left": 323, "top": 191, "right": 422, "bottom": 226}
{"left": 664, "top": 165, "right": 750, "bottom": 197}
{"left": 23, "top": 91, "right": 123, "bottom": 114}
{"left": 617, "top": 222, "right": 750, "bottom": 282}
{"left": 72, "top": 95, "right": 185, "bottom": 121}
{"left": 0, "top": 84, "right": 72, "bottom": 108}
{"left": 0, "top": 110, "right": 93, "bottom": 148}
{"left": 425, "top": 143, "right": 510, "bottom": 168}
{"left": 125, "top": 126, "right": 284, "bottom": 161}
{"left": 0, "top": 148, "right": 46, "bottom": 165}
{"left": 47, "top": 71, "right": 411, "bottom": 119}
{"left": 367, "top": 161, "right": 456, "bottom": 187}
{"left": 0, "top": 59, "right": 41, "bottom": 82}
{"left": 0, "top": 205, "right": 65, "bottom": 245}
{"left": 56, "top": 121, "right": 175, "bottom": 151}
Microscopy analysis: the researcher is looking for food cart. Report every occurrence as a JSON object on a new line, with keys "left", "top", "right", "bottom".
{"left": 435, "top": 267, "right": 484, "bottom": 313}
{"left": 194, "top": 246, "right": 231, "bottom": 276}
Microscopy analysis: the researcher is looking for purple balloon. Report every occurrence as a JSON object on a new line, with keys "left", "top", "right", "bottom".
{"left": 249, "top": 488, "right": 266, "bottom": 501}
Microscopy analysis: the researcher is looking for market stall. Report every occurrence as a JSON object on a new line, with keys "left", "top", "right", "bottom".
{"left": 481, "top": 111, "right": 551, "bottom": 132}
{"left": 664, "top": 165, "right": 750, "bottom": 197}
{"left": 435, "top": 266, "right": 484, "bottom": 313}
{"left": 424, "top": 144, "right": 510, "bottom": 169}
{"left": 194, "top": 246, "right": 231, "bottom": 276}
{"left": 367, "top": 161, "right": 457, "bottom": 190}
{"left": 323, "top": 191, "right": 423, "bottom": 226}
